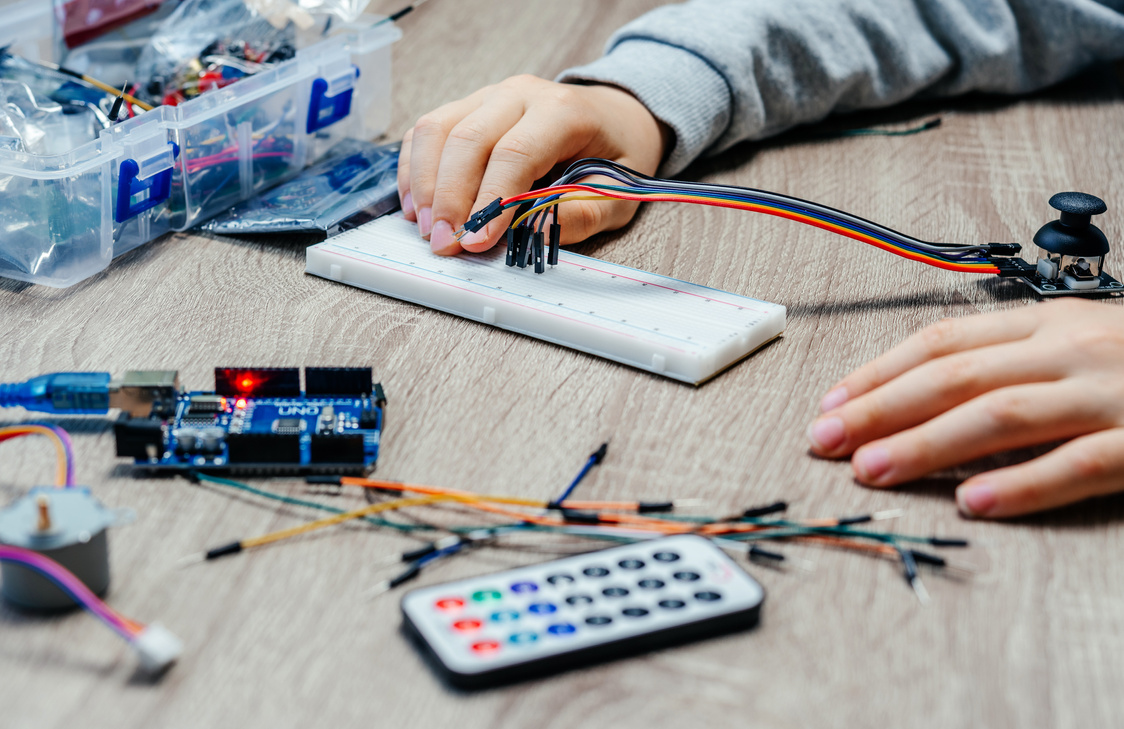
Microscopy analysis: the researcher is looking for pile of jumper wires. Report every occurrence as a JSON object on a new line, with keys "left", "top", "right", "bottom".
{"left": 186, "top": 444, "right": 976, "bottom": 605}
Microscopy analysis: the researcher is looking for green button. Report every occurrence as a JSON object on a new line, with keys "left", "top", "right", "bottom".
{"left": 472, "top": 589, "right": 502, "bottom": 602}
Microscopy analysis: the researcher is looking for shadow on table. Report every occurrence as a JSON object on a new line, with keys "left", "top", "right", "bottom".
{"left": 0, "top": 232, "right": 180, "bottom": 300}
{"left": 202, "top": 230, "right": 322, "bottom": 264}
{"left": 867, "top": 441, "right": 1124, "bottom": 528}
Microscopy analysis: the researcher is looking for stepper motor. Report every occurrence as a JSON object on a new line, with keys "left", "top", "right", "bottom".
{"left": 0, "top": 487, "right": 129, "bottom": 610}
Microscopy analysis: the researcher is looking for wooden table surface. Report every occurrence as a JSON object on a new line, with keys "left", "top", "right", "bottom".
{"left": 2, "top": 2, "right": 1123, "bottom": 727}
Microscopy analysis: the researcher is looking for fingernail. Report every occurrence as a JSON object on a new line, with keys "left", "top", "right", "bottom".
{"left": 417, "top": 206, "right": 432, "bottom": 238}
{"left": 459, "top": 226, "right": 487, "bottom": 250}
{"left": 853, "top": 446, "right": 891, "bottom": 482}
{"left": 957, "top": 483, "right": 997, "bottom": 517}
{"left": 430, "top": 220, "right": 459, "bottom": 255}
{"left": 806, "top": 416, "right": 845, "bottom": 452}
{"left": 401, "top": 190, "right": 413, "bottom": 213}
{"left": 819, "top": 386, "right": 848, "bottom": 413}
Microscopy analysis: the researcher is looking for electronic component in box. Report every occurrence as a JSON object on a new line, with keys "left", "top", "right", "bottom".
{"left": 114, "top": 366, "right": 386, "bottom": 475}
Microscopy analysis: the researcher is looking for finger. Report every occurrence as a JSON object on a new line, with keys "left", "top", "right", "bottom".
{"left": 554, "top": 197, "right": 641, "bottom": 243}
{"left": 807, "top": 338, "right": 1066, "bottom": 457}
{"left": 955, "top": 427, "right": 1124, "bottom": 518}
{"left": 819, "top": 307, "right": 1047, "bottom": 413}
{"left": 408, "top": 95, "right": 484, "bottom": 239}
{"left": 398, "top": 127, "right": 415, "bottom": 222}
{"left": 453, "top": 102, "right": 596, "bottom": 254}
{"left": 848, "top": 381, "right": 1115, "bottom": 487}
{"left": 427, "top": 97, "right": 527, "bottom": 255}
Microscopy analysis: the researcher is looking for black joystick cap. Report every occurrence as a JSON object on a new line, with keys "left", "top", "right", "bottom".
{"left": 1033, "top": 192, "right": 1109, "bottom": 257}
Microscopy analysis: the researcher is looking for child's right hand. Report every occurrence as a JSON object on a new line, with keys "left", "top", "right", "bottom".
{"left": 397, "top": 75, "right": 670, "bottom": 256}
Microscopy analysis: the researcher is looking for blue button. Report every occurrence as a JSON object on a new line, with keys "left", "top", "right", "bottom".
{"left": 490, "top": 610, "right": 520, "bottom": 623}
{"left": 528, "top": 602, "right": 557, "bottom": 615}
{"left": 547, "top": 623, "right": 577, "bottom": 636}
{"left": 510, "top": 581, "right": 539, "bottom": 594}
{"left": 509, "top": 631, "right": 538, "bottom": 644}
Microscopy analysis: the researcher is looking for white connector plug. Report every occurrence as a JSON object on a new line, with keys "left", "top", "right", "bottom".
{"left": 132, "top": 623, "right": 183, "bottom": 674}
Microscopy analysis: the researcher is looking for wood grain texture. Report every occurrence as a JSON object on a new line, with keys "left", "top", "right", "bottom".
{"left": 1, "top": 2, "right": 1123, "bottom": 727}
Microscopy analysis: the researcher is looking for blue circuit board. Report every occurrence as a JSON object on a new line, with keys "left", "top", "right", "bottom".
{"left": 113, "top": 367, "right": 385, "bottom": 475}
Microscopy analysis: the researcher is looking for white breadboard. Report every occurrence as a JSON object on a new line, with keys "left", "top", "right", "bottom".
{"left": 305, "top": 215, "right": 785, "bottom": 384}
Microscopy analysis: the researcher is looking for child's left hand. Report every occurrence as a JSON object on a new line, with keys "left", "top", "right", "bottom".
{"left": 806, "top": 299, "right": 1124, "bottom": 518}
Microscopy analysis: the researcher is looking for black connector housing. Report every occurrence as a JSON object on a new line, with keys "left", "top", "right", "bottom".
{"left": 505, "top": 227, "right": 518, "bottom": 267}
{"left": 215, "top": 367, "right": 301, "bottom": 398}
{"left": 984, "top": 243, "right": 1022, "bottom": 257}
{"left": 515, "top": 227, "right": 531, "bottom": 268}
{"left": 742, "top": 501, "right": 788, "bottom": 519}
{"left": 548, "top": 222, "right": 561, "bottom": 266}
{"left": 560, "top": 509, "right": 602, "bottom": 524}
{"left": 463, "top": 197, "right": 504, "bottom": 233}
{"left": 532, "top": 232, "right": 545, "bottom": 274}
{"left": 225, "top": 433, "right": 301, "bottom": 464}
{"left": 113, "top": 413, "right": 165, "bottom": 458}
{"left": 305, "top": 367, "right": 373, "bottom": 397}
{"left": 929, "top": 537, "right": 970, "bottom": 548}
{"left": 907, "top": 549, "right": 946, "bottom": 567}
{"left": 309, "top": 434, "right": 366, "bottom": 464}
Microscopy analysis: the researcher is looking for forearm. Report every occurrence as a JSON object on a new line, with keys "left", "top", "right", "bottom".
{"left": 558, "top": 0, "right": 1124, "bottom": 175}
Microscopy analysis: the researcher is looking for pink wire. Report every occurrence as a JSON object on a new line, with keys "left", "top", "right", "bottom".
{"left": 0, "top": 546, "right": 139, "bottom": 641}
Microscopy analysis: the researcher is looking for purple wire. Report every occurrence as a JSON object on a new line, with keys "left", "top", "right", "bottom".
{"left": 0, "top": 546, "right": 136, "bottom": 641}
{"left": 45, "top": 425, "right": 76, "bottom": 487}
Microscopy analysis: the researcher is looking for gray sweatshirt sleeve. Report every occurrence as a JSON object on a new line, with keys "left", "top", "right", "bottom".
{"left": 557, "top": 0, "right": 1124, "bottom": 175}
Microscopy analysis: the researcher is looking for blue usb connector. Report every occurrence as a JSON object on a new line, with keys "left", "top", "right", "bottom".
{"left": 0, "top": 373, "right": 112, "bottom": 414}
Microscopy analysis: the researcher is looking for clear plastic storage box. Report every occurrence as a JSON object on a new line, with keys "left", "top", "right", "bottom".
{"left": 0, "top": 1, "right": 399, "bottom": 287}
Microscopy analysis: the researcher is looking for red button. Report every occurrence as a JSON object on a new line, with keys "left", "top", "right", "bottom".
{"left": 435, "top": 598, "right": 465, "bottom": 611}
{"left": 453, "top": 619, "right": 483, "bottom": 632}
{"left": 471, "top": 640, "right": 501, "bottom": 654}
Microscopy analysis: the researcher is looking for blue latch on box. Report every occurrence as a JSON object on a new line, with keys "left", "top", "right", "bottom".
{"left": 307, "top": 65, "right": 360, "bottom": 134}
{"left": 115, "top": 142, "right": 180, "bottom": 224}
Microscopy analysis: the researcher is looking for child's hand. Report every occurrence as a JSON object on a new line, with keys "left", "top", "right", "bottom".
{"left": 806, "top": 300, "right": 1124, "bottom": 518}
{"left": 397, "top": 75, "right": 669, "bottom": 255}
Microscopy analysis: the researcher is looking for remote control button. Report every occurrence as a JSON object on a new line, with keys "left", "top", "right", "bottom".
{"left": 471, "top": 589, "right": 503, "bottom": 602}
{"left": 585, "top": 616, "right": 613, "bottom": 626}
{"left": 618, "top": 559, "right": 645, "bottom": 570}
{"left": 621, "top": 607, "right": 650, "bottom": 618}
{"left": 510, "top": 581, "right": 538, "bottom": 594}
{"left": 653, "top": 551, "right": 680, "bottom": 562}
{"left": 434, "top": 597, "right": 465, "bottom": 611}
{"left": 602, "top": 587, "right": 629, "bottom": 598}
{"left": 658, "top": 599, "right": 686, "bottom": 610}
{"left": 637, "top": 578, "right": 665, "bottom": 590}
{"left": 508, "top": 631, "right": 538, "bottom": 645}
{"left": 547, "top": 623, "right": 577, "bottom": 636}
{"left": 490, "top": 610, "right": 520, "bottom": 623}
{"left": 452, "top": 618, "right": 483, "bottom": 632}
{"left": 528, "top": 602, "right": 557, "bottom": 615}
{"left": 582, "top": 566, "right": 610, "bottom": 577}
{"left": 673, "top": 571, "right": 701, "bottom": 582}
{"left": 546, "top": 574, "right": 575, "bottom": 586}
{"left": 471, "top": 640, "right": 501, "bottom": 654}
{"left": 695, "top": 591, "right": 722, "bottom": 602}
{"left": 565, "top": 594, "right": 594, "bottom": 606}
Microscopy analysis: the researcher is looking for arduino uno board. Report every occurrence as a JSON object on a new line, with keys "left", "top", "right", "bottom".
{"left": 113, "top": 367, "right": 385, "bottom": 474}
